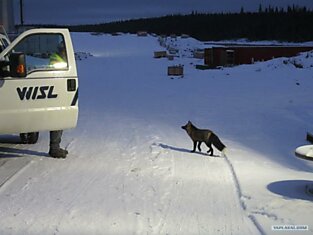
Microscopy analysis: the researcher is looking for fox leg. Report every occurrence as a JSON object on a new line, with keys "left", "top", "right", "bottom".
{"left": 206, "top": 142, "right": 214, "bottom": 156}
{"left": 207, "top": 147, "right": 213, "bottom": 156}
{"left": 197, "top": 141, "right": 202, "bottom": 152}
{"left": 192, "top": 141, "right": 197, "bottom": 152}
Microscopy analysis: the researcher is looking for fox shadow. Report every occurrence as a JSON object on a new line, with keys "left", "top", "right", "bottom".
{"left": 158, "top": 143, "right": 221, "bottom": 157}
{"left": 0, "top": 135, "right": 47, "bottom": 158}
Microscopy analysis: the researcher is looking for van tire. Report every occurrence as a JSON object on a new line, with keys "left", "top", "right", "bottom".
{"left": 20, "top": 132, "right": 39, "bottom": 144}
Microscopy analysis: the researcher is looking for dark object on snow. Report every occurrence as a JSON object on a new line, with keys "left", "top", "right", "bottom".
{"left": 168, "top": 65, "right": 183, "bottom": 76}
{"left": 20, "top": 132, "right": 39, "bottom": 144}
{"left": 306, "top": 132, "right": 313, "bottom": 144}
{"left": 181, "top": 121, "right": 226, "bottom": 155}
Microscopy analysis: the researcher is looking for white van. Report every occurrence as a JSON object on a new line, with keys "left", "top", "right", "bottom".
{"left": 0, "top": 28, "right": 78, "bottom": 143}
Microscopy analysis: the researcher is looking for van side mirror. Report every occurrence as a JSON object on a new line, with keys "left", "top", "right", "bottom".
{"left": 10, "top": 53, "right": 26, "bottom": 77}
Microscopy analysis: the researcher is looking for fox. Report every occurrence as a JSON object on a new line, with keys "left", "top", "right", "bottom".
{"left": 181, "top": 121, "right": 226, "bottom": 156}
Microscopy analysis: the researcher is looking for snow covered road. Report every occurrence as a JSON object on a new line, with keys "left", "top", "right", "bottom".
{"left": 0, "top": 33, "right": 313, "bottom": 234}
{"left": 0, "top": 134, "right": 258, "bottom": 235}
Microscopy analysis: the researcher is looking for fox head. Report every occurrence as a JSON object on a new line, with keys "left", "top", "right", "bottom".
{"left": 181, "top": 121, "right": 193, "bottom": 131}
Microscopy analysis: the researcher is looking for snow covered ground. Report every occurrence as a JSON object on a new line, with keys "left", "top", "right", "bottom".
{"left": 0, "top": 33, "right": 313, "bottom": 235}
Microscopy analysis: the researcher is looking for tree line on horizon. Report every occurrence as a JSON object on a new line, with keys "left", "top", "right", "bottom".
{"left": 33, "top": 5, "right": 313, "bottom": 42}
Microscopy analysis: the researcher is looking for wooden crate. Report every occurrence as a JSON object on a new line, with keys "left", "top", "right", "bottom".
{"left": 154, "top": 51, "right": 167, "bottom": 58}
{"left": 168, "top": 65, "right": 183, "bottom": 76}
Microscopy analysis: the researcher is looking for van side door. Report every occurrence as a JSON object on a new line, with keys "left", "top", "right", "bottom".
{"left": 0, "top": 29, "right": 78, "bottom": 134}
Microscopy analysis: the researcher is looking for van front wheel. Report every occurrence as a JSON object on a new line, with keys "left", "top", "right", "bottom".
{"left": 20, "top": 132, "right": 39, "bottom": 144}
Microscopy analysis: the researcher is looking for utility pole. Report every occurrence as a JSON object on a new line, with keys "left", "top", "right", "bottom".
{"left": 0, "top": 0, "right": 15, "bottom": 33}
{"left": 20, "top": 0, "right": 24, "bottom": 26}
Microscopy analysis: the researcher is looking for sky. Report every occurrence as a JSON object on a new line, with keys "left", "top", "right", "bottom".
{"left": 13, "top": 0, "right": 313, "bottom": 25}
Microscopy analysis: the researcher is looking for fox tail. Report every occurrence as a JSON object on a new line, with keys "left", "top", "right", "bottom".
{"left": 211, "top": 133, "right": 226, "bottom": 152}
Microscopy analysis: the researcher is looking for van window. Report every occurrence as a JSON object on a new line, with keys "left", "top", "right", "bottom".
{"left": 10, "top": 33, "right": 68, "bottom": 74}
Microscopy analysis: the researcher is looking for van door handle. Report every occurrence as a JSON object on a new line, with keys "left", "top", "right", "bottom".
{"left": 67, "top": 79, "right": 76, "bottom": 91}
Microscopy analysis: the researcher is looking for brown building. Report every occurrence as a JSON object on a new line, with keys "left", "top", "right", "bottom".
{"left": 204, "top": 46, "right": 313, "bottom": 68}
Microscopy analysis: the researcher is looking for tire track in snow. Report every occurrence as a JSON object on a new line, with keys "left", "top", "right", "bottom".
{"left": 149, "top": 143, "right": 175, "bottom": 234}
{"left": 151, "top": 142, "right": 259, "bottom": 235}
{"left": 53, "top": 172, "right": 101, "bottom": 234}
{"left": 223, "top": 154, "right": 266, "bottom": 235}
{"left": 127, "top": 139, "right": 176, "bottom": 235}
{"left": 0, "top": 158, "right": 33, "bottom": 192}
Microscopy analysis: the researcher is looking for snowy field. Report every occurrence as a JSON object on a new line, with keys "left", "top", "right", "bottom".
{"left": 0, "top": 32, "right": 313, "bottom": 235}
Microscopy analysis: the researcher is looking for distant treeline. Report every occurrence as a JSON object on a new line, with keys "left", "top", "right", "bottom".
{"left": 31, "top": 5, "right": 313, "bottom": 42}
